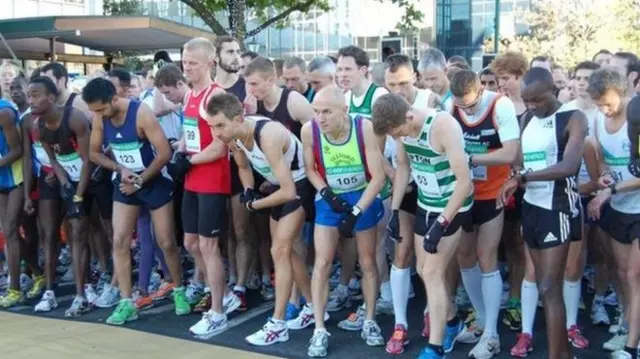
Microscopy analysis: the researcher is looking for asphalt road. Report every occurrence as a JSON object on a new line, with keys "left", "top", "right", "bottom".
{"left": 0, "top": 278, "right": 617, "bottom": 359}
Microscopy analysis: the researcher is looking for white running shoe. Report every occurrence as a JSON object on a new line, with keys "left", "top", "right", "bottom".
{"left": 94, "top": 284, "right": 120, "bottom": 308}
{"left": 456, "top": 322, "right": 483, "bottom": 344}
{"left": 603, "top": 333, "right": 628, "bottom": 351}
{"left": 85, "top": 284, "right": 99, "bottom": 304}
{"left": 222, "top": 291, "right": 241, "bottom": 314}
{"left": 307, "top": 329, "right": 330, "bottom": 357}
{"left": 64, "top": 296, "right": 91, "bottom": 317}
{"left": 287, "top": 304, "right": 330, "bottom": 330}
{"left": 610, "top": 350, "right": 633, "bottom": 359}
{"left": 34, "top": 290, "right": 58, "bottom": 312}
{"left": 468, "top": 333, "right": 500, "bottom": 359}
{"left": 361, "top": 320, "right": 384, "bottom": 346}
{"left": 189, "top": 310, "right": 228, "bottom": 339}
{"left": 591, "top": 299, "right": 610, "bottom": 326}
{"left": 245, "top": 319, "right": 289, "bottom": 346}
{"left": 375, "top": 298, "right": 394, "bottom": 315}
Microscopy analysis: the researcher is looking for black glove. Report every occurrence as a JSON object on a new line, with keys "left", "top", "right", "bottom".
{"left": 172, "top": 152, "right": 192, "bottom": 178}
{"left": 628, "top": 158, "right": 640, "bottom": 178}
{"left": 387, "top": 209, "right": 402, "bottom": 242}
{"left": 320, "top": 187, "right": 351, "bottom": 213}
{"left": 338, "top": 206, "right": 361, "bottom": 238}
{"left": 67, "top": 198, "right": 85, "bottom": 218}
{"left": 423, "top": 216, "right": 448, "bottom": 254}
{"left": 60, "top": 182, "right": 75, "bottom": 202}
{"left": 240, "top": 188, "right": 261, "bottom": 211}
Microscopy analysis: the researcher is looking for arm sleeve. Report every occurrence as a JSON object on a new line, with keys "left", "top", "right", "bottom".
{"left": 494, "top": 96, "right": 520, "bottom": 143}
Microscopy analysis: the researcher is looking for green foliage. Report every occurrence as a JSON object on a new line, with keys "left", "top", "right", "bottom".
{"left": 103, "top": 0, "right": 144, "bottom": 15}
{"left": 378, "top": 0, "right": 424, "bottom": 34}
{"left": 123, "top": 56, "right": 144, "bottom": 72}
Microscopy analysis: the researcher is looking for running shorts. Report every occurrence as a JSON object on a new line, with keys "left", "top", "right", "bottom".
{"left": 113, "top": 175, "right": 173, "bottom": 210}
{"left": 414, "top": 207, "right": 472, "bottom": 237}
{"left": 521, "top": 202, "right": 574, "bottom": 249}
{"left": 598, "top": 203, "right": 640, "bottom": 245}
{"left": 467, "top": 199, "right": 503, "bottom": 229}
{"left": 181, "top": 190, "right": 229, "bottom": 238}
{"left": 399, "top": 183, "right": 418, "bottom": 215}
{"left": 315, "top": 188, "right": 384, "bottom": 232}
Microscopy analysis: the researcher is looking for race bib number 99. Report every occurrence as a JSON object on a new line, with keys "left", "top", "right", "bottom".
{"left": 183, "top": 117, "right": 201, "bottom": 153}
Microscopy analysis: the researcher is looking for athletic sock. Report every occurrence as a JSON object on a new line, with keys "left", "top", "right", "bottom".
{"left": 521, "top": 280, "right": 539, "bottom": 335}
{"left": 390, "top": 265, "right": 410, "bottom": 327}
{"left": 563, "top": 279, "right": 581, "bottom": 328}
{"left": 380, "top": 280, "right": 392, "bottom": 302}
{"left": 233, "top": 285, "right": 246, "bottom": 293}
{"left": 481, "top": 270, "right": 502, "bottom": 335}
{"left": 460, "top": 263, "right": 486, "bottom": 327}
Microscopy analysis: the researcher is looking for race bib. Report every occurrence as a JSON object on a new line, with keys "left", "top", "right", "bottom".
{"left": 471, "top": 165, "right": 487, "bottom": 181}
{"left": 183, "top": 117, "right": 201, "bottom": 153}
{"left": 466, "top": 142, "right": 488, "bottom": 181}
{"left": 112, "top": 142, "right": 145, "bottom": 172}
{"left": 326, "top": 165, "right": 367, "bottom": 192}
{"left": 523, "top": 151, "right": 549, "bottom": 194}
{"left": 33, "top": 141, "right": 51, "bottom": 167}
{"left": 414, "top": 171, "right": 441, "bottom": 197}
{"left": 56, "top": 152, "right": 83, "bottom": 182}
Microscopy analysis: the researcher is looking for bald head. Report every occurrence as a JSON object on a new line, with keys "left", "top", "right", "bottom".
{"left": 314, "top": 85, "right": 346, "bottom": 107}
{"left": 312, "top": 85, "right": 349, "bottom": 133}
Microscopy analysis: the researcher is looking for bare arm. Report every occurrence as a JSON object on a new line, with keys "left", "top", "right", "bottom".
{"left": 287, "top": 91, "right": 315, "bottom": 125}
{"left": 42, "top": 142, "right": 69, "bottom": 185}
{"left": 89, "top": 115, "right": 116, "bottom": 172}
{"left": 230, "top": 143, "right": 254, "bottom": 190}
{"left": 376, "top": 134, "right": 395, "bottom": 179}
{"left": 472, "top": 140, "right": 519, "bottom": 166}
{"left": 390, "top": 140, "right": 411, "bottom": 210}
{"left": 69, "top": 110, "right": 92, "bottom": 197}
{"left": 579, "top": 136, "right": 601, "bottom": 195}
{"left": 354, "top": 120, "right": 384, "bottom": 211}
{"left": 435, "top": 113, "right": 473, "bottom": 222}
{"left": 21, "top": 114, "right": 34, "bottom": 199}
{"left": 0, "top": 109, "right": 23, "bottom": 168}
{"left": 250, "top": 125, "right": 297, "bottom": 210}
{"left": 138, "top": 105, "right": 171, "bottom": 183}
{"left": 301, "top": 122, "right": 328, "bottom": 191}
{"left": 524, "top": 111, "right": 588, "bottom": 182}
{"left": 153, "top": 88, "right": 178, "bottom": 118}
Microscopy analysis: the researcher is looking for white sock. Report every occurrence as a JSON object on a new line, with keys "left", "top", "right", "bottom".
{"left": 521, "top": 280, "right": 539, "bottom": 335}
{"left": 481, "top": 270, "right": 503, "bottom": 335}
{"left": 563, "top": 280, "right": 581, "bottom": 329}
{"left": 461, "top": 263, "right": 486, "bottom": 327}
{"left": 390, "top": 265, "right": 410, "bottom": 327}
{"left": 380, "top": 281, "right": 392, "bottom": 302}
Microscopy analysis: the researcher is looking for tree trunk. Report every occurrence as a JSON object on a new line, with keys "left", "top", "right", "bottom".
{"left": 228, "top": 0, "right": 247, "bottom": 41}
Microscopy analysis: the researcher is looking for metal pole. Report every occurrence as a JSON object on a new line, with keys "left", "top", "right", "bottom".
{"left": 493, "top": 0, "right": 500, "bottom": 53}
{"left": 49, "top": 37, "right": 56, "bottom": 62}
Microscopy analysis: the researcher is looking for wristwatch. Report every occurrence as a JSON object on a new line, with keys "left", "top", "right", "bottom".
{"left": 436, "top": 215, "right": 449, "bottom": 228}
{"left": 608, "top": 182, "right": 617, "bottom": 195}
{"left": 352, "top": 205, "right": 362, "bottom": 217}
{"left": 468, "top": 155, "right": 474, "bottom": 167}
{"left": 518, "top": 169, "right": 531, "bottom": 184}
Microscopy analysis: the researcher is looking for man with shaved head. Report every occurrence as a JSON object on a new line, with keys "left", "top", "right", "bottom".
{"left": 300, "top": 85, "right": 386, "bottom": 356}
{"left": 503, "top": 67, "right": 587, "bottom": 359}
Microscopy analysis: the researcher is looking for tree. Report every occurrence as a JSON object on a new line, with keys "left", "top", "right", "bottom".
{"left": 612, "top": 0, "right": 640, "bottom": 55}
{"left": 177, "top": 0, "right": 424, "bottom": 42}
{"left": 511, "top": 0, "right": 613, "bottom": 69}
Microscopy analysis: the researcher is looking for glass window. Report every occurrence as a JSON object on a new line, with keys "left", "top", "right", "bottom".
{"left": 65, "top": 0, "right": 84, "bottom": 3}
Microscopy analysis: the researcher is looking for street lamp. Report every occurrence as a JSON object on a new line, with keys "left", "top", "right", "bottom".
{"left": 246, "top": 37, "right": 261, "bottom": 53}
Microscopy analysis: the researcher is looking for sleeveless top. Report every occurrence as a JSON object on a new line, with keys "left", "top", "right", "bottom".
{"left": 0, "top": 99, "right": 23, "bottom": 189}
{"left": 183, "top": 83, "right": 231, "bottom": 194}
{"left": 312, "top": 115, "right": 370, "bottom": 193}
{"left": 235, "top": 116, "right": 305, "bottom": 185}
{"left": 103, "top": 101, "right": 156, "bottom": 174}
{"left": 224, "top": 77, "right": 247, "bottom": 102}
{"left": 38, "top": 106, "right": 85, "bottom": 182}
{"left": 453, "top": 93, "right": 511, "bottom": 200}
{"left": 402, "top": 110, "right": 474, "bottom": 213}
{"left": 521, "top": 105, "right": 580, "bottom": 214}
{"left": 257, "top": 88, "right": 302, "bottom": 139}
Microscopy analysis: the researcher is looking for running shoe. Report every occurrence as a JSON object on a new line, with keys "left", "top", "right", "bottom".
{"left": 455, "top": 286, "right": 471, "bottom": 308}
{"left": 193, "top": 291, "right": 211, "bottom": 313}
{"left": 85, "top": 284, "right": 100, "bottom": 304}
{"left": 185, "top": 281, "right": 204, "bottom": 305}
{"left": 35, "top": 290, "right": 58, "bottom": 312}
{"left": 502, "top": 298, "right": 522, "bottom": 331}
{"left": 26, "top": 275, "right": 45, "bottom": 299}
{"left": 361, "top": 320, "right": 384, "bottom": 346}
{"left": 326, "top": 285, "right": 350, "bottom": 312}
{"left": 173, "top": 286, "right": 191, "bottom": 315}
{"left": 245, "top": 272, "right": 261, "bottom": 290}
{"left": 610, "top": 350, "right": 634, "bottom": 359}
{"left": 591, "top": 298, "right": 610, "bottom": 325}
{"left": 94, "top": 284, "right": 120, "bottom": 308}
{"left": 417, "top": 346, "right": 444, "bottom": 359}
{"left": 285, "top": 302, "right": 300, "bottom": 321}
{"left": 234, "top": 290, "right": 247, "bottom": 312}
{"left": 106, "top": 299, "right": 139, "bottom": 325}
{"left": 604, "top": 291, "right": 618, "bottom": 306}
{"left": 223, "top": 291, "right": 242, "bottom": 315}
{"left": 150, "top": 281, "right": 175, "bottom": 302}
{"left": 603, "top": 332, "right": 628, "bottom": 351}
{"left": 469, "top": 333, "right": 500, "bottom": 359}
{"left": 0, "top": 289, "right": 24, "bottom": 308}
{"left": 261, "top": 282, "right": 275, "bottom": 301}
{"left": 456, "top": 321, "right": 483, "bottom": 344}
{"left": 189, "top": 310, "right": 228, "bottom": 339}
{"left": 610, "top": 310, "right": 624, "bottom": 334}
{"left": 443, "top": 319, "right": 464, "bottom": 353}
{"left": 147, "top": 272, "right": 162, "bottom": 294}
{"left": 134, "top": 292, "right": 153, "bottom": 310}
{"left": 375, "top": 298, "right": 394, "bottom": 315}
{"left": 307, "top": 329, "right": 330, "bottom": 358}
{"left": 337, "top": 304, "right": 365, "bottom": 331}
{"left": 568, "top": 325, "right": 589, "bottom": 349}
{"left": 19, "top": 273, "right": 33, "bottom": 292}
{"left": 96, "top": 272, "right": 111, "bottom": 293}
{"left": 510, "top": 333, "right": 533, "bottom": 357}
{"left": 64, "top": 296, "right": 91, "bottom": 317}
{"left": 245, "top": 319, "right": 289, "bottom": 346}
{"left": 287, "top": 304, "right": 329, "bottom": 330}
{"left": 385, "top": 324, "right": 409, "bottom": 355}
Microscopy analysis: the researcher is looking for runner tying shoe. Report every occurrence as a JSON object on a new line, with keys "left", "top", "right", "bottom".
{"left": 302, "top": 85, "right": 386, "bottom": 357}
{"left": 447, "top": 69, "right": 520, "bottom": 358}
{"left": 29, "top": 76, "right": 95, "bottom": 317}
{"left": 81, "top": 77, "right": 190, "bottom": 325}
{"left": 502, "top": 67, "right": 587, "bottom": 359}
{"left": 203, "top": 92, "right": 313, "bottom": 346}
{"left": 382, "top": 54, "right": 436, "bottom": 354}
{"left": 0, "top": 85, "right": 27, "bottom": 308}
{"left": 372, "top": 93, "right": 473, "bottom": 359}
{"left": 587, "top": 68, "right": 640, "bottom": 358}
{"left": 175, "top": 37, "right": 240, "bottom": 338}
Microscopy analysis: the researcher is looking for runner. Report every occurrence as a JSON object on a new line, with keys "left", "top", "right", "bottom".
{"left": 0, "top": 84, "right": 27, "bottom": 308}
{"left": 282, "top": 57, "right": 316, "bottom": 103}
{"left": 28, "top": 76, "right": 96, "bottom": 317}
{"left": 175, "top": 37, "right": 240, "bottom": 338}
{"left": 593, "top": 49, "right": 613, "bottom": 66}
{"left": 417, "top": 48, "right": 452, "bottom": 109}
{"left": 303, "top": 85, "right": 386, "bottom": 357}
{"left": 502, "top": 67, "right": 587, "bottom": 359}
{"left": 40, "top": 62, "right": 92, "bottom": 118}
{"left": 587, "top": 68, "right": 640, "bottom": 357}
{"left": 240, "top": 51, "right": 259, "bottom": 74}
{"left": 81, "top": 77, "right": 190, "bottom": 325}
{"left": 479, "top": 68, "right": 499, "bottom": 92}
{"left": 212, "top": 35, "right": 251, "bottom": 311}
{"left": 382, "top": 53, "right": 436, "bottom": 354}
{"left": 448, "top": 69, "right": 520, "bottom": 358}
{"left": 202, "top": 92, "right": 313, "bottom": 346}
{"left": 372, "top": 93, "right": 473, "bottom": 359}
{"left": 610, "top": 52, "right": 640, "bottom": 95}
{"left": 308, "top": 56, "right": 337, "bottom": 92}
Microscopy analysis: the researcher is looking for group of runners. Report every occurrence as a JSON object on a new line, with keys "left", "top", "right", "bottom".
{"left": 0, "top": 35, "right": 639, "bottom": 359}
